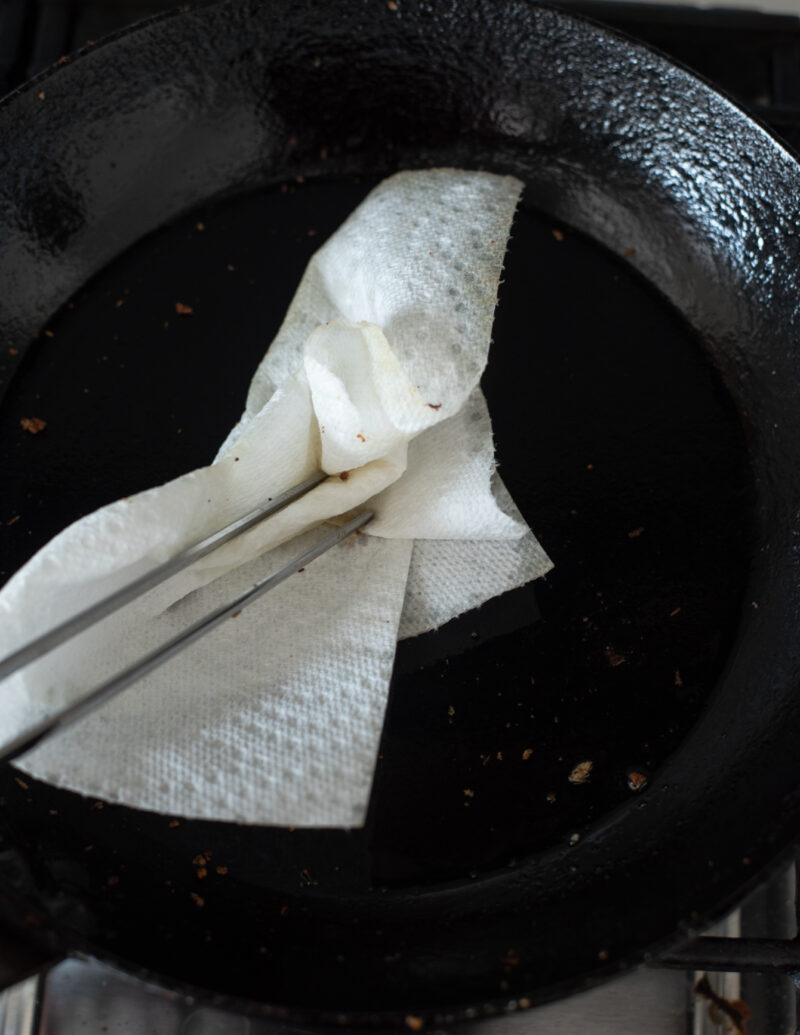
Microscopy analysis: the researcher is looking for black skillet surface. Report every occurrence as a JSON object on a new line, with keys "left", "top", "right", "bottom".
{"left": 0, "top": 0, "right": 799, "bottom": 1024}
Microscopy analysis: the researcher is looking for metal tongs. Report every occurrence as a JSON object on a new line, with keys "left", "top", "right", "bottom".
{"left": 0, "top": 472, "right": 372, "bottom": 764}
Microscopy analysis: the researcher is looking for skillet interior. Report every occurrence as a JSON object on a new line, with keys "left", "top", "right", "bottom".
{"left": 0, "top": 0, "right": 799, "bottom": 1022}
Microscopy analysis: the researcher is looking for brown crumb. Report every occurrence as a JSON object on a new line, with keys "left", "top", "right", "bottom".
{"left": 388, "top": 0, "right": 399, "bottom": 8}
{"left": 115, "top": 299, "right": 124, "bottom": 308}
{"left": 627, "top": 527, "right": 644, "bottom": 539}
{"left": 44, "top": 329, "right": 54, "bottom": 338}
{"left": 496, "top": 751, "right": 503, "bottom": 761}
{"left": 604, "top": 647, "right": 626, "bottom": 667}
{"left": 20, "top": 417, "right": 47, "bottom": 434}
{"left": 38, "top": 90, "right": 45, "bottom": 100}
{"left": 694, "top": 974, "right": 750, "bottom": 1034}
{"left": 624, "top": 247, "right": 636, "bottom": 258}
{"left": 6, "top": 515, "right": 20, "bottom": 526}
{"left": 279, "top": 904, "right": 289, "bottom": 916}
{"left": 522, "top": 748, "right": 533, "bottom": 761}
{"left": 57, "top": 56, "right": 68, "bottom": 65}
{"left": 670, "top": 607, "right": 681, "bottom": 617}
{"left": 231, "top": 610, "right": 242, "bottom": 618}
{"left": 674, "top": 669, "right": 683, "bottom": 687}
{"left": 586, "top": 463, "right": 594, "bottom": 470}
{"left": 14, "top": 777, "right": 29, "bottom": 791}
{"left": 568, "top": 760, "right": 593, "bottom": 784}
{"left": 196, "top": 221, "right": 205, "bottom": 231}
{"left": 193, "top": 852, "right": 211, "bottom": 865}
{"left": 8, "top": 347, "right": 19, "bottom": 355}
{"left": 216, "top": 865, "right": 228, "bottom": 876}
{"left": 405, "top": 1017, "right": 423, "bottom": 1032}
{"left": 598, "top": 949, "right": 609, "bottom": 961}
{"left": 463, "top": 788, "right": 475, "bottom": 798}
{"left": 196, "top": 867, "right": 208, "bottom": 879}
{"left": 168, "top": 819, "right": 180, "bottom": 828}
{"left": 427, "top": 402, "right": 442, "bottom": 410}
{"left": 190, "top": 892, "right": 205, "bottom": 908}
{"left": 356, "top": 433, "right": 366, "bottom": 442}
{"left": 339, "top": 471, "right": 350, "bottom": 480}
{"left": 91, "top": 801, "right": 104, "bottom": 810}
{"left": 175, "top": 301, "right": 193, "bottom": 315}
{"left": 552, "top": 228, "right": 564, "bottom": 241}
{"left": 627, "top": 771, "right": 648, "bottom": 792}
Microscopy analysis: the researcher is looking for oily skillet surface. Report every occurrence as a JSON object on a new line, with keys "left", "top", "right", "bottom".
{"left": 0, "top": 0, "right": 799, "bottom": 1023}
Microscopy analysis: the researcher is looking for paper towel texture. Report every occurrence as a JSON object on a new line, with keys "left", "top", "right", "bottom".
{"left": 0, "top": 169, "right": 552, "bottom": 825}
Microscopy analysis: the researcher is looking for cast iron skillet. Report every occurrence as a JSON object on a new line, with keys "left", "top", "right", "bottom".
{"left": 0, "top": 0, "right": 799, "bottom": 1025}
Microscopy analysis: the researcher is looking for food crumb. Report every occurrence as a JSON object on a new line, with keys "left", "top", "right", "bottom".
{"left": 670, "top": 607, "right": 681, "bottom": 617}
{"left": 216, "top": 865, "right": 228, "bottom": 876}
{"left": 627, "top": 527, "right": 644, "bottom": 538}
{"left": 38, "top": 90, "right": 45, "bottom": 100}
{"left": 598, "top": 949, "right": 609, "bottom": 961}
{"left": 190, "top": 892, "right": 205, "bottom": 908}
{"left": 8, "top": 347, "right": 19, "bottom": 355}
{"left": 106, "top": 875, "right": 119, "bottom": 887}
{"left": 196, "top": 221, "right": 205, "bottom": 231}
{"left": 427, "top": 402, "right": 442, "bottom": 410}
{"left": 388, "top": 0, "right": 399, "bottom": 8}
{"left": 568, "top": 832, "right": 580, "bottom": 845}
{"left": 6, "top": 516, "right": 20, "bottom": 526}
{"left": 447, "top": 705, "right": 455, "bottom": 717}
{"left": 463, "top": 788, "right": 474, "bottom": 798}
{"left": 605, "top": 647, "right": 626, "bottom": 667}
{"left": 44, "top": 329, "right": 55, "bottom": 338}
{"left": 405, "top": 1016, "right": 424, "bottom": 1032}
{"left": 552, "top": 228, "right": 564, "bottom": 241}
{"left": 168, "top": 819, "right": 180, "bottom": 828}
{"left": 356, "top": 433, "right": 366, "bottom": 442}
{"left": 339, "top": 471, "right": 350, "bottom": 481}
{"left": 568, "top": 760, "right": 593, "bottom": 784}
{"left": 175, "top": 301, "right": 194, "bottom": 316}
{"left": 20, "top": 417, "right": 47, "bottom": 434}
{"left": 546, "top": 792, "right": 556, "bottom": 803}
{"left": 496, "top": 751, "right": 503, "bottom": 761}
{"left": 280, "top": 904, "right": 289, "bottom": 916}
{"left": 522, "top": 748, "right": 533, "bottom": 761}
{"left": 627, "top": 771, "right": 648, "bottom": 792}
{"left": 14, "top": 777, "right": 28, "bottom": 790}
{"left": 624, "top": 247, "right": 636, "bottom": 258}
{"left": 91, "top": 801, "right": 104, "bottom": 810}
{"left": 196, "top": 867, "right": 208, "bottom": 879}
{"left": 115, "top": 299, "right": 124, "bottom": 308}
{"left": 674, "top": 670, "right": 683, "bottom": 687}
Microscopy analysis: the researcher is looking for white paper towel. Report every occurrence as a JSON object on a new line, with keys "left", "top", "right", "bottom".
{"left": 0, "top": 169, "right": 552, "bottom": 826}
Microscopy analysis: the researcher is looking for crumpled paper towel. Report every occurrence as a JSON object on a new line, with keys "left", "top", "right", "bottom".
{"left": 0, "top": 169, "right": 552, "bottom": 826}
